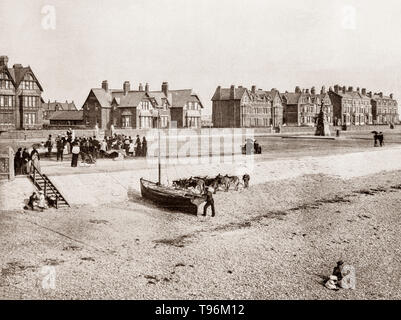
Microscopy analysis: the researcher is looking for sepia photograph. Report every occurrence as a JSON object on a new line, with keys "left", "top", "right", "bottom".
{"left": 1, "top": 0, "right": 400, "bottom": 308}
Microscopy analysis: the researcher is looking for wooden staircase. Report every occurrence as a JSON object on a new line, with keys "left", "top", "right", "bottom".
{"left": 29, "top": 165, "right": 70, "bottom": 208}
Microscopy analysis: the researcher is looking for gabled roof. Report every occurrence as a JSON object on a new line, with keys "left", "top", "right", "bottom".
{"left": 170, "top": 89, "right": 203, "bottom": 108}
{"left": 211, "top": 87, "right": 248, "bottom": 101}
{"left": 43, "top": 101, "right": 77, "bottom": 111}
{"left": 117, "top": 91, "right": 150, "bottom": 108}
{"left": 282, "top": 92, "right": 301, "bottom": 105}
{"left": 90, "top": 88, "right": 113, "bottom": 108}
{"left": 0, "top": 65, "right": 17, "bottom": 88}
{"left": 49, "top": 110, "right": 83, "bottom": 121}
{"left": 330, "top": 90, "right": 370, "bottom": 100}
{"left": 371, "top": 94, "right": 396, "bottom": 101}
{"left": 8, "top": 65, "right": 43, "bottom": 91}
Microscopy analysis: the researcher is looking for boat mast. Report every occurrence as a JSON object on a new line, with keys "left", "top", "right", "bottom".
{"left": 158, "top": 110, "right": 161, "bottom": 185}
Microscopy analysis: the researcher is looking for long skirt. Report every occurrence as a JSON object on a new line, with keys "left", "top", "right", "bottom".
{"left": 32, "top": 158, "right": 40, "bottom": 173}
{"left": 71, "top": 153, "right": 79, "bottom": 167}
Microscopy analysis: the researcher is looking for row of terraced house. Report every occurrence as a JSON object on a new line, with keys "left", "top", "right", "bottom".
{"left": 1, "top": 54, "right": 399, "bottom": 132}
{"left": 211, "top": 85, "right": 399, "bottom": 128}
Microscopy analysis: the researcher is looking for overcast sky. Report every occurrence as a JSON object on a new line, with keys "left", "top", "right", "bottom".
{"left": 1, "top": 0, "right": 401, "bottom": 114}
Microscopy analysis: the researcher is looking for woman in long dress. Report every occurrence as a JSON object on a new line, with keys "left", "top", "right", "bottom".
{"left": 71, "top": 142, "right": 80, "bottom": 167}
{"left": 30, "top": 146, "right": 41, "bottom": 173}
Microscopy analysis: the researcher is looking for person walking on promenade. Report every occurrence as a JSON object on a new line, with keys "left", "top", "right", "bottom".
{"left": 71, "top": 142, "right": 80, "bottom": 167}
{"left": 135, "top": 135, "right": 142, "bottom": 157}
{"left": 142, "top": 136, "right": 147, "bottom": 157}
{"left": 202, "top": 186, "right": 215, "bottom": 217}
{"left": 378, "top": 132, "right": 384, "bottom": 147}
{"left": 14, "top": 148, "right": 23, "bottom": 175}
{"left": 45, "top": 135, "right": 53, "bottom": 158}
{"left": 22, "top": 148, "right": 30, "bottom": 174}
{"left": 373, "top": 131, "right": 379, "bottom": 147}
{"left": 56, "top": 136, "right": 65, "bottom": 162}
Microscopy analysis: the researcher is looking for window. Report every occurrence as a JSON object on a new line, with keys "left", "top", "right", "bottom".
{"left": 122, "top": 115, "right": 131, "bottom": 127}
{"left": 24, "top": 112, "right": 36, "bottom": 125}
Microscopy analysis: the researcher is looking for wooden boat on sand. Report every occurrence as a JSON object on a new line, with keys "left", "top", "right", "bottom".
{"left": 140, "top": 178, "right": 205, "bottom": 215}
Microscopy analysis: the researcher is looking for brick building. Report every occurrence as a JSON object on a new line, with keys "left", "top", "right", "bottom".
{"left": 0, "top": 55, "right": 44, "bottom": 131}
{"left": 282, "top": 86, "right": 333, "bottom": 126}
{"left": 42, "top": 100, "right": 77, "bottom": 120}
{"left": 369, "top": 92, "right": 399, "bottom": 124}
{"left": 48, "top": 110, "right": 83, "bottom": 127}
{"left": 211, "top": 85, "right": 283, "bottom": 128}
{"left": 328, "top": 85, "right": 373, "bottom": 126}
{"left": 82, "top": 81, "right": 203, "bottom": 129}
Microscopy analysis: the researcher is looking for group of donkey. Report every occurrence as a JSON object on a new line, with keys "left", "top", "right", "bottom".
{"left": 172, "top": 173, "right": 244, "bottom": 194}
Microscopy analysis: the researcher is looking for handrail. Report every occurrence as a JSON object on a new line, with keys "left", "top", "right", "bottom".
{"left": 30, "top": 164, "right": 61, "bottom": 208}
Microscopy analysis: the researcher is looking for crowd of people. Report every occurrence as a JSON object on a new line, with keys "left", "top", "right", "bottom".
{"left": 13, "top": 129, "right": 149, "bottom": 174}
{"left": 13, "top": 146, "right": 41, "bottom": 175}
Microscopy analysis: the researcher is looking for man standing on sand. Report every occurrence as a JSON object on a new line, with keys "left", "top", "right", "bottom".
{"left": 202, "top": 186, "right": 215, "bottom": 217}
{"left": 45, "top": 135, "right": 53, "bottom": 158}
{"left": 378, "top": 132, "right": 384, "bottom": 147}
{"left": 243, "top": 174, "right": 250, "bottom": 188}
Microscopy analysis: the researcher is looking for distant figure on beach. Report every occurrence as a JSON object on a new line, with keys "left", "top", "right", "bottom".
{"left": 378, "top": 132, "right": 384, "bottom": 147}
{"left": 202, "top": 186, "right": 215, "bottom": 217}
{"left": 243, "top": 174, "right": 250, "bottom": 188}
{"left": 372, "top": 131, "right": 379, "bottom": 147}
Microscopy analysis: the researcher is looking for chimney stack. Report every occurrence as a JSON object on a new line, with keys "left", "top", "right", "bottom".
{"left": 379, "top": 92, "right": 383, "bottom": 98}
{"left": 0, "top": 55, "right": 8, "bottom": 67}
{"left": 145, "top": 83, "right": 149, "bottom": 93}
{"left": 295, "top": 86, "right": 301, "bottom": 93}
{"left": 230, "top": 85, "right": 235, "bottom": 99}
{"left": 251, "top": 85, "right": 256, "bottom": 93}
{"left": 362, "top": 88, "right": 366, "bottom": 95}
{"left": 390, "top": 93, "right": 394, "bottom": 99}
{"left": 101, "top": 80, "right": 108, "bottom": 91}
{"left": 342, "top": 86, "right": 346, "bottom": 93}
{"left": 305, "top": 88, "right": 309, "bottom": 94}
{"left": 311, "top": 87, "right": 316, "bottom": 95}
{"left": 321, "top": 86, "right": 326, "bottom": 94}
{"left": 161, "top": 82, "right": 169, "bottom": 95}
{"left": 334, "top": 85, "right": 339, "bottom": 93}
{"left": 216, "top": 86, "right": 221, "bottom": 100}
{"left": 368, "top": 91, "right": 372, "bottom": 98}
{"left": 139, "top": 83, "right": 143, "bottom": 91}
{"left": 348, "top": 86, "right": 353, "bottom": 92}
{"left": 123, "top": 81, "right": 130, "bottom": 95}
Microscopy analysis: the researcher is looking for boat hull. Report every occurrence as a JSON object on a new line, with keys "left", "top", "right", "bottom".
{"left": 140, "top": 178, "right": 205, "bottom": 215}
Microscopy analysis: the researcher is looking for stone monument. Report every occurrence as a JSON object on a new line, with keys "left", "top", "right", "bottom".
{"left": 315, "top": 101, "right": 331, "bottom": 136}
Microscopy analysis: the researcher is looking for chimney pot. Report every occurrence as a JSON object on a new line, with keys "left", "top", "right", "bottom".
{"left": 0, "top": 55, "right": 8, "bottom": 67}
{"left": 123, "top": 81, "right": 130, "bottom": 95}
{"left": 139, "top": 83, "right": 143, "bottom": 91}
{"left": 295, "top": 86, "right": 301, "bottom": 93}
{"left": 311, "top": 86, "right": 316, "bottom": 95}
{"left": 362, "top": 88, "right": 366, "bottom": 95}
{"left": 390, "top": 93, "right": 394, "bottom": 99}
{"left": 161, "top": 82, "right": 169, "bottom": 95}
{"left": 102, "top": 80, "right": 109, "bottom": 91}
{"left": 251, "top": 85, "right": 256, "bottom": 93}
{"left": 230, "top": 85, "right": 235, "bottom": 99}
{"left": 145, "top": 83, "right": 149, "bottom": 93}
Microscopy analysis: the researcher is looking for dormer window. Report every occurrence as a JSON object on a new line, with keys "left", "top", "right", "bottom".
{"left": 21, "top": 73, "right": 38, "bottom": 90}
{"left": 0, "top": 72, "right": 13, "bottom": 89}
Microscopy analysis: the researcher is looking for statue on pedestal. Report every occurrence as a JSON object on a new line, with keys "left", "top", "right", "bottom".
{"left": 315, "top": 101, "right": 331, "bottom": 136}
